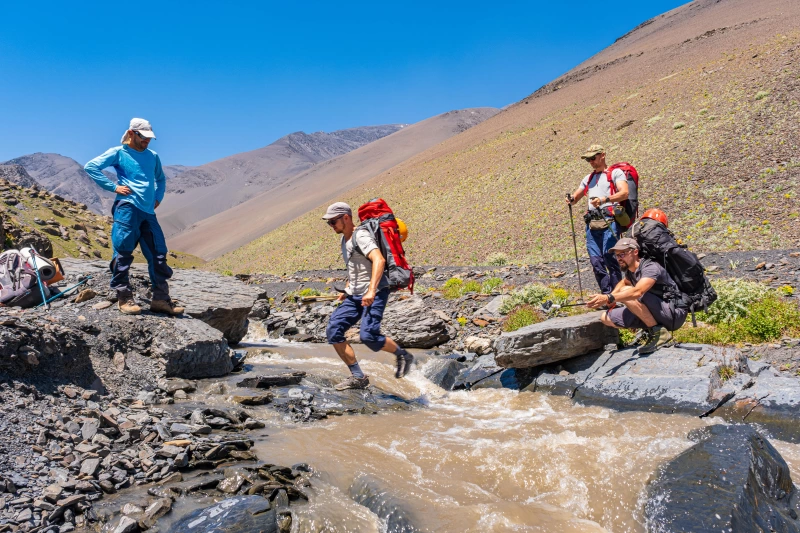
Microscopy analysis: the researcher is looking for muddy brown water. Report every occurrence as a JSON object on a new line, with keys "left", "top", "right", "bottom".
{"left": 183, "top": 339, "right": 800, "bottom": 533}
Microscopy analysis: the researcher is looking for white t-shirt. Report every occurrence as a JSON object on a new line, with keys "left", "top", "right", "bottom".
{"left": 580, "top": 168, "right": 627, "bottom": 209}
{"left": 341, "top": 227, "right": 389, "bottom": 296}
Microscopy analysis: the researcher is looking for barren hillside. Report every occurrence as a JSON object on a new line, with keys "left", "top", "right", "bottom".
{"left": 170, "top": 108, "right": 499, "bottom": 259}
{"left": 158, "top": 125, "right": 405, "bottom": 237}
{"left": 211, "top": 0, "right": 800, "bottom": 274}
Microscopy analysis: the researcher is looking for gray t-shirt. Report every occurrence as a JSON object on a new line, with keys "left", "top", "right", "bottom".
{"left": 580, "top": 168, "right": 627, "bottom": 209}
{"left": 625, "top": 258, "right": 679, "bottom": 299}
{"left": 341, "top": 227, "right": 389, "bottom": 296}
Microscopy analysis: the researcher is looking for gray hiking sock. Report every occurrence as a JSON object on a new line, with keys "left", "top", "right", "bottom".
{"left": 348, "top": 362, "right": 365, "bottom": 379}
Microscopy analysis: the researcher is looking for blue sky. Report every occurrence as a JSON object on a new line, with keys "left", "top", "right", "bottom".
{"left": 1, "top": 0, "right": 688, "bottom": 167}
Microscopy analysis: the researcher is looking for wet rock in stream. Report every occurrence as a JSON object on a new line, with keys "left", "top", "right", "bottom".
{"left": 350, "top": 474, "right": 422, "bottom": 533}
{"left": 170, "top": 496, "right": 279, "bottom": 533}
{"left": 645, "top": 424, "right": 800, "bottom": 533}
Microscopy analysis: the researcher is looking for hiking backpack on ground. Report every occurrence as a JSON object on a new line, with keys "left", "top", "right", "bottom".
{"left": 0, "top": 249, "right": 51, "bottom": 308}
{"left": 584, "top": 162, "right": 640, "bottom": 230}
{"left": 628, "top": 217, "right": 717, "bottom": 325}
{"left": 353, "top": 198, "right": 414, "bottom": 293}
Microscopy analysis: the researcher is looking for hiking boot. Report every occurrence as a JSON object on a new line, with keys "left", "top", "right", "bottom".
{"left": 394, "top": 352, "right": 414, "bottom": 379}
{"left": 638, "top": 326, "right": 665, "bottom": 355}
{"left": 150, "top": 299, "right": 185, "bottom": 316}
{"left": 334, "top": 375, "right": 370, "bottom": 391}
{"left": 117, "top": 292, "right": 141, "bottom": 315}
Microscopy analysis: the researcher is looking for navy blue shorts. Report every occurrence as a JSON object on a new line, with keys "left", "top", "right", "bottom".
{"left": 326, "top": 288, "right": 389, "bottom": 351}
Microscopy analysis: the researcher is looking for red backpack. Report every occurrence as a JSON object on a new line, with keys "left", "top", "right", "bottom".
{"left": 584, "top": 162, "right": 640, "bottom": 230}
{"left": 353, "top": 199, "right": 414, "bottom": 293}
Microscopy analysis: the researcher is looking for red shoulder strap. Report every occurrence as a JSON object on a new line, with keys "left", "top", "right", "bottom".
{"left": 604, "top": 168, "right": 618, "bottom": 195}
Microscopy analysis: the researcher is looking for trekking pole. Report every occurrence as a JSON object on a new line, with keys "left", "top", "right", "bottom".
{"left": 36, "top": 276, "right": 92, "bottom": 308}
{"left": 566, "top": 194, "right": 585, "bottom": 301}
{"left": 28, "top": 248, "right": 50, "bottom": 311}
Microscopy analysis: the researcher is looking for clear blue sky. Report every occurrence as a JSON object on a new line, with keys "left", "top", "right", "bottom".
{"left": 1, "top": 0, "right": 688, "bottom": 167}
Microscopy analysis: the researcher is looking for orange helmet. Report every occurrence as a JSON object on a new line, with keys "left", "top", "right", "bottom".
{"left": 396, "top": 218, "right": 408, "bottom": 242}
{"left": 642, "top": 208, "right": 668, "bottom": 227}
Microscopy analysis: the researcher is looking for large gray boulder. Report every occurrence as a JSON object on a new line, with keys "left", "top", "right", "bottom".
{"left": 494, "top": 312, "right": 618, "bottom": 368}
{"left": 422, "top": 358, "right": 466, "bottom": 390}
{"left": 171, "top": 495, "right": 278, "bottom": 533}
{"left": 152, "top": 318, "right": 233, "bottom": 379}
{"left": 59, "top": 259, "right": 262, "bottom": 343}
{"left": 381, "top": 296, "right": 451, "bottom": 348}
{"left": 645, "top": 424, "right": 800, "bottom": 533}
{"left": 717, "top": 360, "right": 800, "bottom": 443}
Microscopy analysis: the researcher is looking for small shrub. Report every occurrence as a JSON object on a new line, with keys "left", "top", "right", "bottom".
{"left": 442, "top": 277, "right": 464, "bottom": 299}
{"left": 221, "top": 269, "right": 233, "bottom": 276}
{"left": 457, "top": 316, "right": 467, "bottom": 327}
{"left": 550, "top": 287, "right": 570, "bottom": 306}
{"left": 740, "top": 294, "right": 800, "bottom": 342}
{"left": 481, "top": 277, "right": 503, "bottom": 294}
{"left": 485, "top": 252, "right": 509, "bottom": 266}
{"left": 755, "top": 90, "right": 770, "bottom": 101}
{"left": 702, "top": 279, "right": 770, "bottom": 324}
{"left": 718, "top": 365, "right": 735, "bottom": 382}
{"left": 618, "top": 329, "right": 636, "bottom": 346}
{"left": 500, "top": 284, "right": 552, "bottom": 314}
{"left": 503, "top": 305, "right": 545, "bottom": 332}
{"left": 779, "top": 285, "right": 795, "bottom": 296}
{"left": 462, "top": 280, "right": 481, "bottom": 294}
{"left": 297, "top": 287, "right": 321, "bottom": 297}
{"left": 673, "top": 122, "right": 686, "bottom": 130}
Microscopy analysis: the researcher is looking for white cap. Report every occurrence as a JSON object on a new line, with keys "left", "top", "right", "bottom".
{"left": 121, "top": 118, "right": 156, "bottom": 143}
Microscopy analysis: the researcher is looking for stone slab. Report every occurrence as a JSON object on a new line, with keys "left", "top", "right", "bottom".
{"left": 494, "top": 312, "right": 618, "bottom": 368}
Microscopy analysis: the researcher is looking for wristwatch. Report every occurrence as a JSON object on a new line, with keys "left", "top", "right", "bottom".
{"left": 607, "top": 293, "right": 615, "bottom": 305}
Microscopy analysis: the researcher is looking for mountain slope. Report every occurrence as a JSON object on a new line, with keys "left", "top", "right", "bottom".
{"left": 210, "top": 0, "right": 800, "bottom": 274}
{"left": 0, "top": 164, "right": 39, "bottom": 189}
{"left": 3, "top": 153, "right": 116, "bottom": 214}
{"left": 158, "top": 125, "right": 406, "bottom": 237}
{"left": 169, "top": 108, "right": 499, "bottom": 259}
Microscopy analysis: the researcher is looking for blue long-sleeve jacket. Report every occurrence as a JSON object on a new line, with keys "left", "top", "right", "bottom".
{"left": 84, "top": 145, "right": 166, "bottom": 214}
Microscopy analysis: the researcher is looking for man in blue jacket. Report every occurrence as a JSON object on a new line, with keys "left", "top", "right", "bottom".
{"left": 84, "top": 118, "right": 184, "bottom": 315}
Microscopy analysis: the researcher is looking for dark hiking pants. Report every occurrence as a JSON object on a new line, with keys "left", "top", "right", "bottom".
{"left": 586, "top": 222, "right": 622, "bottom": 294}
{"left": 109, "top": 200, "right": 173, "bottom": 300}
{"left": 326, "top": 288, "right": 390, "bottom": 351}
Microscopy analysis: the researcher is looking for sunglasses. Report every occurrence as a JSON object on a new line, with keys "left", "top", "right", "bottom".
{"left": 584, "top": 154, "right": 600, "bottom": 162}
{"left": 134, "top": 131, "right": 151, "bottom": 141}
{"left": 327, "top": 215, "right": 344, "bottom": 226}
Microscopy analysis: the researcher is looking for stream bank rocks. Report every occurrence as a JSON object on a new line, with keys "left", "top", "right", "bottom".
{"left": 645, "top": 424, "right": 800, "bottom": 533}
{"left": 0, "top": 378, "right": 284, "bottom": 533}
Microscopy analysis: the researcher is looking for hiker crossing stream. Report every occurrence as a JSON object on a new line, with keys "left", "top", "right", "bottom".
{"left": 169, "top": 338, "right": 800, "bottom": 533}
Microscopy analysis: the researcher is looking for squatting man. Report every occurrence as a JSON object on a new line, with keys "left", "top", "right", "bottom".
{"left": 322, "top": 202, "right": 414, "bottom": 391}
{"left": 586, "top": 237, "right": 688, "bottom": 353}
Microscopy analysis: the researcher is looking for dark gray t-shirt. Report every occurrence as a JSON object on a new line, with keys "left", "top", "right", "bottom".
{"left": 625, "top": 258, "right": 679, "bottom": 298}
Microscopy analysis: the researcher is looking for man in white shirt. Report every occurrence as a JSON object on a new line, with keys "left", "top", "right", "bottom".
{"left": 566, "top": 145, "right": 629, "bottom": 294}
{"left": 323, "top": 202, "right": 414, "bottom": 391}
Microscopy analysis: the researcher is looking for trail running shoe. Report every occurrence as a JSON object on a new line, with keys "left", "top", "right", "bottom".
{"left": 334, "top": 375, "right": 370, "bottom": 391}
{"left": 401, "top": 353, "right": 414, "bottom": 377}
{"left": 638, "top": 326, "right": 665, "bottom": 355}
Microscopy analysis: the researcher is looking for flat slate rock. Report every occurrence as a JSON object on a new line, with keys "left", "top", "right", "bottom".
{"left": 452, "top": 354, "right": 535, "bottom": 391}
{"left": 716, "top": 360, "right": 800, "bottom": 443}
{"left": 59, "top": 258, "right": 263, "bottom": 344}
{"left": 645, "top": 424, "right": 800, "bottom": 533}
{"left": 237, "top": 372, "right": 306, "bottom": 389}
{"left": 170, "top": 495, "right": 277, "bottom": 533}
{"left": 531, "top": 345, "right": 753, "bottom": 416}
{"left": 494, "top": 312, "right": 618, "bottom": 368}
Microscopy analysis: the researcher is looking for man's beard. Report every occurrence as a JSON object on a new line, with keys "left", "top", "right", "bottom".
{"left": 618, "top": 260, "right": 630, "bottom": 272}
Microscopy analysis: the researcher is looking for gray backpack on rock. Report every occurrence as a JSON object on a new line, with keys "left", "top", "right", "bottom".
{"left": 0, "top": 249, "right": 49, "bottom": 308}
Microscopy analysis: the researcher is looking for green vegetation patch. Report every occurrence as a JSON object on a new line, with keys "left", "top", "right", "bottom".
{"left": 674, "top": 280, "right": 800, "bottom": 345}
{"left": 502, "top": 305, "right": 546, "bottom": 332}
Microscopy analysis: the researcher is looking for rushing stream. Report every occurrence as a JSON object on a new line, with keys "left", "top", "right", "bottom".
{"left": 183, "top": 339, "right": 800, "bottom": 533}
